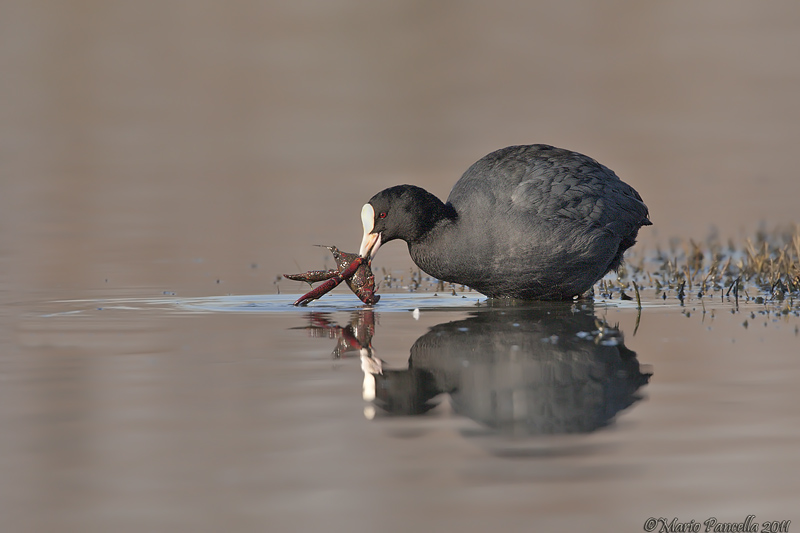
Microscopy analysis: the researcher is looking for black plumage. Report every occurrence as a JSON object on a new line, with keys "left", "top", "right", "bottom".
{"left": 362, "top": 144, "right": 651, "bottom": 300}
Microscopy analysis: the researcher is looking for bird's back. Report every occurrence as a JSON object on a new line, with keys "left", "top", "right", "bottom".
{"left": 447, "top": 144, "right": 649, "bottom": 238}
{"left": 438, "top": 144, "right": 650, "bottom": 298}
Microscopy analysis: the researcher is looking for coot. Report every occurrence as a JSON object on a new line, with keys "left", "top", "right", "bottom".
{"left": 359, "top": 144, "right": 651, "bottom": 300}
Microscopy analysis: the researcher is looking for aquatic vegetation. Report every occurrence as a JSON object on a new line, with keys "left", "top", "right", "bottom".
{"left": 619, "top": 225, "right": 800, "bottom": 304}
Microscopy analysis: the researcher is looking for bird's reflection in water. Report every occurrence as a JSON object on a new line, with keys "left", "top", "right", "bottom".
{"left": 293, "top": 302, "right": 651, "bottom": 437}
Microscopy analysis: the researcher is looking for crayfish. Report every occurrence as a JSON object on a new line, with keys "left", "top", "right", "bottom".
{"left": 284, "top": 246, "right": 380, "bottom": 306}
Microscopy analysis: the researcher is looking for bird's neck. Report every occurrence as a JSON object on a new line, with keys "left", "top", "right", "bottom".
{"left": 407, "top": 206, "right": 464, "bottom": 282}
{"left": 406, "top": 193, "right": 457, "bottom": 243}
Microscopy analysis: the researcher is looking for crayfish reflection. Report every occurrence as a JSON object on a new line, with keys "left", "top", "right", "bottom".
{"left": 292, "top": 303, "right": 651, "bottom": 436}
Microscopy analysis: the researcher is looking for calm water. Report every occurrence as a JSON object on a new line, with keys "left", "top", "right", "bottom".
{"left": 2, "top": 2, "right": 800, "bottom": 532}
{"left": 6, "top": 290, "right": 800, "bottom": 532}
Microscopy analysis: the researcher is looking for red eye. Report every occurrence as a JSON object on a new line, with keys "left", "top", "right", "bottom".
{"left": 378, "top": 212, "right": 387, "bottom": 219}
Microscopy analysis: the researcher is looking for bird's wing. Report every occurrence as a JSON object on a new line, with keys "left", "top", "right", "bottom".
{"left": 450, "top": 145, "right": 650, "bottom": 239}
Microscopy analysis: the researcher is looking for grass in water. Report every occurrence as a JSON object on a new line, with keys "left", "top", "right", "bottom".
{"left": 617, "top": 225, "right": 800, "bottom": 305}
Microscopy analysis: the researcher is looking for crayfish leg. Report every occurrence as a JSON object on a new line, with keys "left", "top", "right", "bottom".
{"left": 293, "top": 275, "right": 344, "bottom": 306}
{"left": 283, "top": 270, "right": 338, "bottom": 283}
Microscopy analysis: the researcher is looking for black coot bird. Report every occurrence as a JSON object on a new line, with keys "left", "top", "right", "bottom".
{"left": 359, "top": 144, "right": 651, "bottom": 300}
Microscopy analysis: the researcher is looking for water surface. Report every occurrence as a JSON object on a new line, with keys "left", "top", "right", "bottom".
{"left": 3, "top": 289, "right": 797, "bottom": 531}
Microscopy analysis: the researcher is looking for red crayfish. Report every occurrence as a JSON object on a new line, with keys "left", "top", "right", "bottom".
{"left": 284, "top": 245, "right": 380, "bottom": 306}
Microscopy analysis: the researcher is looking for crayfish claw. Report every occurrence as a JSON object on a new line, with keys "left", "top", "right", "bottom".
{"left": 285, "top": 247, "right": 379, "bottom": 305}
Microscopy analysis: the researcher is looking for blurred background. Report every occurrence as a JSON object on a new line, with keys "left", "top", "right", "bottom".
{"left": 2, "top": 1, "right": 800, "bottom": 296}
{"left": 2, "top": 3, "right": 800, "bottom": 531}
